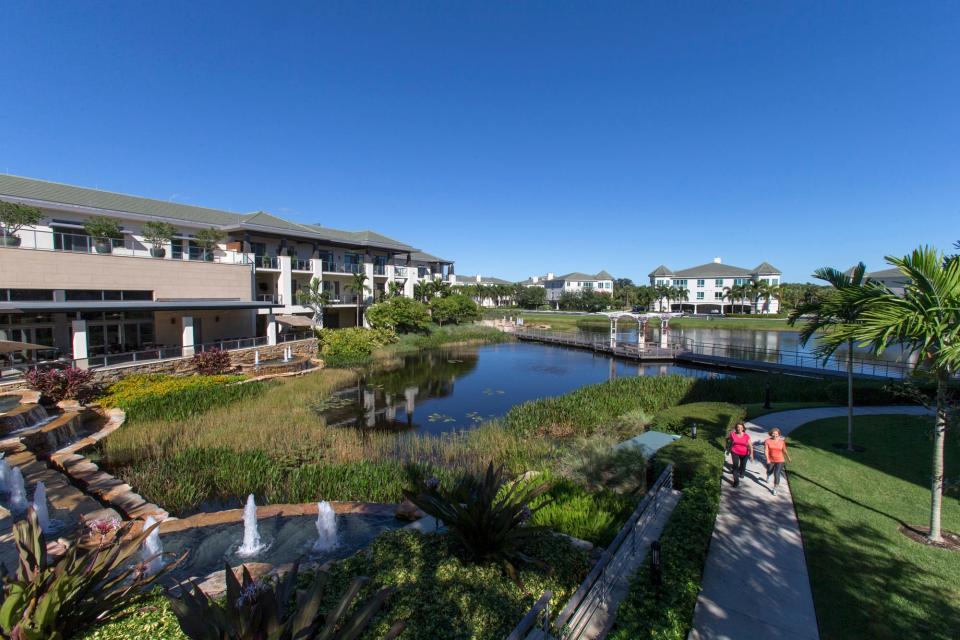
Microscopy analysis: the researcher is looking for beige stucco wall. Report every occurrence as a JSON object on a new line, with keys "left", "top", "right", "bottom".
{"left": 0, "top": 247, "right": 253, "bottom": 300}
{"left": 154, "top": 310, "right": 256, "bottom": 345}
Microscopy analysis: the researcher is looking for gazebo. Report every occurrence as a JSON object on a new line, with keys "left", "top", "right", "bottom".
{"left": 599, "top": 311, "right": 673, "bottom": 350}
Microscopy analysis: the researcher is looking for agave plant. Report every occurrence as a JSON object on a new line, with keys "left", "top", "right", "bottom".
{"left": 0, "top": 508, "right": 183, "bottom": 640}
{"left": 169, "top": 561, "right": 405, "bottom": 640}
{"left": 403, "top": 463, "right": 553, "bottom": 583}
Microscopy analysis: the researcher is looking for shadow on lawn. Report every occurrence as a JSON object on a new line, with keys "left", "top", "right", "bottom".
{"left": 793, "top": 491, "right": 959, "bottom": 640}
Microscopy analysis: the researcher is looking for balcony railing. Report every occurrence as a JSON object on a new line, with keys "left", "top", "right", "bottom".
{"left": 0, "top": 229, "right": 250, "bottom": 265}
{"left": 393, "top": 266, "right": 408, "bottom": 278}
{"left": 253, "top": 255, "right": 280, "bottom": 269}
{"left": 321, "top": 261, "right": 363, "bottom": 274}
{"left": 373, "top": 264, "right": 386, "bottom": 276}
{"left": 291, "top": 258, "right": 313, "bottom": 271}
{"left": 256, "top": 293, "right": 282, "bottom": 304}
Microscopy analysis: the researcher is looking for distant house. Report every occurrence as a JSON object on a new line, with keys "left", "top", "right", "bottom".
{"left": 865, "top": 267, "right": 909, "bottom": 296}
{"left": 648, "top": 259, "right": 781, "bottom": 314}
{"left": 451, "top": 274, "right": 515, "bottom": 307}
{"left": 520, "top": 271, "right": 615, "bottom": 308}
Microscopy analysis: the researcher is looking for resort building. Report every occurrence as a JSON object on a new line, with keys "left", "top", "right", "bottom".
{"left": 520, "top": 271, "right": 615, "bottom": 308}
{"left": 0, "top": 174, "right": 453, "bottom": 371}
{"left": 648, "top": 259, "right": 782, "bottom": 314}
{"left": 451, "top": 274, "right": 515, "bottom": 307}
{"left": 865, "top": 267, "right": 909, "bottom": 296}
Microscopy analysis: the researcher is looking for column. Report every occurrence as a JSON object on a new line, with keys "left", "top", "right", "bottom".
{"left": 660, "top": 317, "right": 669, "bottom": 349}
{"left": 279, "top": 255, "right": 292, "bottom": 310}
{"left": 71, "top": 320, "right": 89, "bottom": 369}
{"left": 266, "top": 314, "right": 277, "bottom": 346}
{"left": 181, "top": 316, "right": 195, "bottom": 356}
{"left": 403, "top": 270, "right": 415, "bottom": 299}
{"left": 638, "top": 318, "right": 647, "bottom": 351}
{"left": 609, "top": 317, "right": 618, "bottom": 349}
{"left": 363, "top": 261, "right": 374, "bottom": 328}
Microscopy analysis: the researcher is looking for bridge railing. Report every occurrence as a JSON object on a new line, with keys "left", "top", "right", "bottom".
{"left": 679, "top": 340, "right": 913, "bottom": 378}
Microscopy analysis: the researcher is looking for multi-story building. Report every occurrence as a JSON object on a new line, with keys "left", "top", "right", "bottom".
{"left": 0, "top": 174, "right": 453, "bottom": 369}
{"left": 648, "top": 259, "right": 781, "bottom": 314}
{"left": 451, "top": 274, "right": 514, "bottom": 307}
{"left": 520, "top": 271, "right": 614, "bottom": 308}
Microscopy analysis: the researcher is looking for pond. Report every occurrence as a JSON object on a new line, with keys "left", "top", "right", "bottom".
{"left": 316, "top": 341, "right": 723, "bottom": 436}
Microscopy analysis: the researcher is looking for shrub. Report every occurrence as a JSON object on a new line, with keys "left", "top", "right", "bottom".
{"left": 367, "top": 297, "right": 431, "bottom": 334}
{"left": 82, "top": 215, "right": 123, "bottom": 239}
{"left": 0, "top": 509, "right": 183, "bottom": 639}
{"left": 24, "top": 366, "right": 96, "bottom": 403}
{"left": 404, "top": 463, "right": 552, "bottom": 580}
{"left": 529, "top": 475, "right": 635, "bottom": 547}
{"left": 317, "top": 327, "right": 397, "bottom": 367}
{"left": 0, "top": 201, "right": 43, "bottom": 237}
{"left": 169, "top": 561, "right": 403, "bottom": 640}
{"left": 191, "top": 348, "right": 233, "bottom": 375}
{"left": 100, "top": 374, "right": 262, "bottom": 422}
{"left": 429, "top": 294, "right": 480, "bottom": 326}
{"left": 516, "top": 286, "right": 547, "bottom": 310}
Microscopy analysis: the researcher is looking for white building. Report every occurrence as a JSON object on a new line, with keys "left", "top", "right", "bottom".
{"left": 520, "top": 271, "right": 615, "bottom": 308}
{"left": 0, "top": 173, "right": 454, "bottom": 369}
{"left": 648, "top": 259, "right": 781, "bottom": 314}
{"left": 451, "top": 274, "right": 514, "bottom": 307}
{"left": 865, "top": 268, "right": 909, "bottom": 297}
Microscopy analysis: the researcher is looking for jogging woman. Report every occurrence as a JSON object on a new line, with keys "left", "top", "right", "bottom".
{"left": 764, "top": 428, "right": 792, "bottom": 496}
{"left": 727, "top": 422, "right": 753, "bottom": 487}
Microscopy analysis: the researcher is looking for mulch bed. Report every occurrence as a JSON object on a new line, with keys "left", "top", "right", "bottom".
{"left": 899, "top": 524, "right": 960, "bottom": 552}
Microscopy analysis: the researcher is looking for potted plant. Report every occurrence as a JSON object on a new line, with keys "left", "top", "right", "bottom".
{"left": 194, "top": 227, "right": 224, "bottom": 261}
{"left": 141, "top": 220, "right": 177, "bottom": 258}
{"left": 0, "top": 201, "right": 43, "bottom": 247}
{"left": 83, "top": 216, "right": 123, "bottom": 254}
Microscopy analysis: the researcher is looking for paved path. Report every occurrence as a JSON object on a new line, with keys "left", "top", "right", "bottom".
{"left": 689, "top": 405, "right": 932, "bottom": 640}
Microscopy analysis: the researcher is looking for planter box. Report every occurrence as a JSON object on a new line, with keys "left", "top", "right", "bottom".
{"left": 150, "top": 247, "right": 166, "bottom": 258}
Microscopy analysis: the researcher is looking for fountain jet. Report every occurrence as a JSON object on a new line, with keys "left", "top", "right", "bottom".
{"left": 33, "top": 481, "right": 51, "bottom": 533}
{"left": 313, "top": 501, "right": 338, "bottom": 552}
{"left": 237, "top": 494, "right": 264, "bottom": 557}
{"left": 0, "top": 458, "right": 10, "bottom": 495}
{"left": 141, "top": 515, "right": 165, "bottom": 574}
{"left": 8, "top": 467, "right": 27, "bottom": 515}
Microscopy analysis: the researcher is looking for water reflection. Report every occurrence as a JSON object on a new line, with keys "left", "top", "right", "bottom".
{"left": 316, "top": 343, "right": 722, "bottom": 436}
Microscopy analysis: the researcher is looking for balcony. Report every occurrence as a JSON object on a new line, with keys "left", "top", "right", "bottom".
{"left": 1, "top": 229, "right": 250, "bottom": 265}
{"left": 253, "top": 255, "right": 280, "bottom": 270}
{"left": 393, "top": 266, "right": 408, "bottom": 278}
{"left": 321, "top": 261, "right": 363, "bottom": 275}
{"left": 291, "top": 258, "right": 313, "bottom": 272}
{"left": 373, "top": 264, "right": 386, "bottom": 276}
{"left": 256, "top": 293, "right": 282, "bottom": 304}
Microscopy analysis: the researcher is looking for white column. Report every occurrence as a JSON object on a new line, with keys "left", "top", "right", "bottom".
{"left": 279, "top": 255, "right": 292, "bottom": 310}
{"left": 403, "top": 270, "right": 415, "bottom": 299}
{"left": 609, "top": 317, "right": 618, "bottom": 349}
{"left": 639, "top": 318, "right": 647, "bottom": 350}
{"left": 266, "top": 314, "right": 277, "bottom": 346}
{"left": 71, "top": 320, "right": 89, "bottom": 369}
{"left": 363, "top": 261, "right": 374, "bottom": 328}
{"left": 181, "top": 316, "right": 195, "bottom": 356}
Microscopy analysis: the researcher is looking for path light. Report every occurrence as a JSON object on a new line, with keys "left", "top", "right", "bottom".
{"left": 691, "top": 424, "right": 698, "bottom": 439}
{"left": 650, "top": 540, "right": 662, "bottom": 586}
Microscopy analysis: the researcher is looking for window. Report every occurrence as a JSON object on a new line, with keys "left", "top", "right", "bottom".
{"left": 696, "top": 279, "right": 705, "bottom": 288}
{"left": 772, "top": 278, "right": 779, "bottom": 286}
{"left": 5, "top": 289, "right": 54, "bottom": 301}
{"left": 734, "top": 278, "right": 747, "bottom": 286}
{"left": 715, "top": 279, "right": 724, "bottom": 287}
{"left": 171, "top": 238, "right": 184, "bottom": 259}
{"left": 674, "top": 279, "right": 687, "bottom": 287}
{"left": 418, "top": 266, "right": 428, "bottom": 278}
{"left": 584, "top": 281, "right": 594, "bottom": 289}
{"left": 696, "top": 292, "right": 704, "bottom": 300}
{"left": 250, "top": 242, "right": 267, "bottom": 257}
{"left": 715, "top": 291, "right": 724, "bottom": 300}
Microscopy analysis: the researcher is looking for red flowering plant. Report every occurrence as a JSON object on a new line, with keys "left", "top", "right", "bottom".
{"left": 24, "top": 366, "right": 96, "bottom": 404}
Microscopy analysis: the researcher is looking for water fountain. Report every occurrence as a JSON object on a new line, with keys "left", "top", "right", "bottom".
{"left": 254, "top": 350, "right": 260, "bottom": 368}
{"left": 0, "top": 457, "right": 9, "bottom": 495}
{"left": 236, "top": 494, "right": 265, "bottom": 557}
{"left": 8, "top": 467, "right": 27, "bottom": 515}
{"left": 33, "top": 481, "right": 53, "bottom": 533}
{"left": 141, "top": 515, "right": 165, "bottom": 575}
{"left": 313, "top": 501, "right": 338, "bottom": 552}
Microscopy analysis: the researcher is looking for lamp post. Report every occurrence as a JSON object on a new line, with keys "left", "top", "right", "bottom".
{"left": 691, "top": 423, "right": 698, "bottom": 439}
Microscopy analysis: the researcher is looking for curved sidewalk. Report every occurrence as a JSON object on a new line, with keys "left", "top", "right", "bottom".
{"left": 689, "top": 405, "right": 931, "bottom": 640}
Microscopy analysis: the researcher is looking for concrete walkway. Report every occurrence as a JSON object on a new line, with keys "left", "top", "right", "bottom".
{"left": 689, "top": 405, "right": 932, "bottom": 640}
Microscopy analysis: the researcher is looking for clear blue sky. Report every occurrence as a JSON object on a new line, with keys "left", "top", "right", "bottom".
{"left": 2, "top": 2, "right": 957, "bottom": 283}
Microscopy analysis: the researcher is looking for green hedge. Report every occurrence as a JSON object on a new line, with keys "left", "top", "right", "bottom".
{"left": 317, "top": 327, "right": 397, "bottom": 367}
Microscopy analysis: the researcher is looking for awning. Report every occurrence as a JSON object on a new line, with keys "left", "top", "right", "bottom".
{"left": 0, "top": 300, "right": 280, "bottom": 314}
{"left": 0, "top": 340, "right": 51, "bottom": 354}
{"left": 277, "top": 314, "right": 315, "bottom": 327}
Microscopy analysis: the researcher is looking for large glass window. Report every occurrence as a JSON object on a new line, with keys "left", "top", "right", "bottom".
{"left": 696, "top": 279, "right": 705, "bottom": 288}
{"left": 4, "top": 289, "right": 54, "bottom": 301}
{"left": 696, "top": 292, "right": 704, "bottom": 300}
{"left": 715, "top": 279, "right": 724, "bottom": 287}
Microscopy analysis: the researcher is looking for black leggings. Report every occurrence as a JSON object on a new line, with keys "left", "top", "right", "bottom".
{"left": 731, "top": 453, "right": 749, "bottom": 483}
{"left": 768, "top": 462, "right": 784, "bottom": 485}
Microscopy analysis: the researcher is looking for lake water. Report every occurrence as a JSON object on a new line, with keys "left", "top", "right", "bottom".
{"left": 318, "top": 341, "right": 723, "bottom": 436}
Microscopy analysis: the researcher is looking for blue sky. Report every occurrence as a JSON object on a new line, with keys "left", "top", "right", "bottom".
{"left": 1, "top": 2, "right": 957, "bottom": 283}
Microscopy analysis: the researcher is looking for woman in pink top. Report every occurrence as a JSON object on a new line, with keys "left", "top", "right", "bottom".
{"left": 764, "top": 428, "right": 792, "bottom": 496}
{"left": 727, "top": 422, "right": 753, "bottom": 487}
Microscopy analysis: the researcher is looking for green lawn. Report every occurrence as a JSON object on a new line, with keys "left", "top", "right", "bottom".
{"left": 788, "top": 414, "right": 960, "bottom": 640}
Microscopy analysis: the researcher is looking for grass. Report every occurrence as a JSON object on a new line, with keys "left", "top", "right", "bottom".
{"left": 383, "top": 324, "right": 513, "bottom": 353}
{"left": 81, "top": 529, "right": 590, "bottom": 640}
{"left": 787, "top": 414, "right": 960, "bottom": 640}
{"left": 511, "top": 311, "right": 800, "bottom": 332}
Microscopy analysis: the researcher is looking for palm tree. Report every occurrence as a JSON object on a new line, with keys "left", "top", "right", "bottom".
{"left": 723, "top": 285, "right": 740, "bottom": 314}
{"left": 347, "top": 272, "right": 369, "bottom": 327}
{"left": 433, "top": 278, "right": 452, "bottom": 298}
{"left": 789, "top": 262, "right": 873, "bottom": 453}
{"left": 675, "top": 287, "right": 689, "bottom": 312}
{"left": 386, "top": 280, "right": 404, "bottom": 299}
{"left": 822, "top": 247, "right": 959, "bottom": 543}
{"left": 296, "top": 277, "right": 330, "bottom": 328}
{"left": 413, "top": 281, "right": 429, "bottom": 303}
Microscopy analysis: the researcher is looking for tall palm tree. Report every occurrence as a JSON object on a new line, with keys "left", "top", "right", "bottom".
{"left": 348, "top": 272, "right": 369, "bottom": 327}
{"left": 413, "top": 281, "right": 429, "bottom": 303}
{"left": 723, "top": 285, "right": 740, "bottom": 314}
{"left": 386, "top": 280, "right": 404, "bottom": 299}
{"left": 822, "top": 247, "right": 959, "bottom": 543}
{"left": 673, "top": 286, "right": 689, "bottom": 312}
{"left": 789, "top": 262, "right": 873, "bottom": 452}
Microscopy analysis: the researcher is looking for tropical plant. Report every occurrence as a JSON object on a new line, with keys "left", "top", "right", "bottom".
{"left": 367, "top": 296, "right": 431, "bottom": 334}
{"left": 141, "top": 221, "right": 177, "bottom": 255}
{"left": 429, "top": 294, "right": 479, "bottom": 326}
{"left": 0, "top": 201, "right": 43, "bottom": 243}
{"left": 83, "top": 215, "right": 123, "bottom": 239}
{"left": 515, "top": 285, "right": 546, "bottom": 310}
{"left": 194, "top": 227, "right": 225, "bottom": 260}
{"left": 403, "top": 463, "right": 553, "bottom": 583}
{"left": 24, "top": 366, "right": 96, "bottom": 403}
{"left": 820, "top": 247, "right": 959, "bottom": 543}
{"left": 386, "top": 280, "right": 404, "bottom": 299}
{"left": 317, "top": 327, "right": 397, "bottom": 366}
{"left": 347, "top": 272, "right": 369, "bottom": 326}
{"left": 297, "top": 277, "right": 331, "bottom": 327}
{"left": 192, "top": 348, "right": 233, "bottom": 375}
{"left": 0, "top": 509, "right": 182, "bottom": 639}
{"left": 431, "top": 279, "right": 452, "bottom": 298}
{"left": 789, "top": 262, "right": 875, "bottom": 452}
{"left": 169, "top": 561, "right": 404, "bottom": 640}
